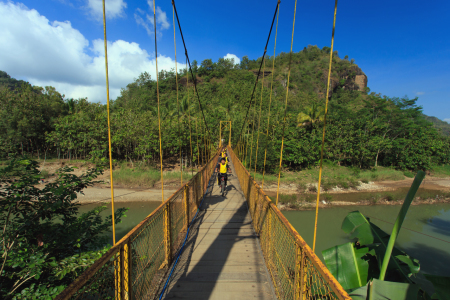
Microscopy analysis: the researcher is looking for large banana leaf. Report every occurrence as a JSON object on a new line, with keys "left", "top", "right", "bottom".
{"left": 322, "top": 242, "right": 372, "bottom": 290}
{"left": 348, "top": 279, "right": 420, "bottom": 300}
{"left": 348, "top": 284, "right": 368, "bottom": 300}
{"left": 341, "top": 211, "right": 420, "bottom": 281}
{"left": 341, "top": 211, "right": 390, "bottom": 246}
{"left": 424, "top": 275, "right": 450, "bottom": 300}
{"left": 370, "top": 279, "right": 420, "bottom": 300}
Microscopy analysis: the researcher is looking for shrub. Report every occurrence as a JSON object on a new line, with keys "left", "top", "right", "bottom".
{"left": 403, "top": 171, "right": 415, "bottom": 178}
{"left": 321, "top": 180, "right": 335, "bottom": 191}
{"left": 340, "top": 181, "right": 349, "bottom": 189}
{"left": 385, "top": 192, "right": 394, "bottom": 201}
{"left": 349, "top": 166, "right": 361, "bottom": 177}
{"left": 348, "top": 178, "right": 360, "bottom": 189}
{"left": 40, "top": 169, "right": 50, "bottom": 179}
{"left": 308, "top": 185, "right": 317, "bottom": 192}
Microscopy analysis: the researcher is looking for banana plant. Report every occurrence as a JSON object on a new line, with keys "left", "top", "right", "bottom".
{"left": 322, "top": 171, "right": 450, "bottom": 299}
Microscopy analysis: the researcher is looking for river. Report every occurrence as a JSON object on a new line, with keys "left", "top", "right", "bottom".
{"left": 283, "top": 204, "right": 450, "bottom": 277}
{"left": 79, "top": 202, "right": 450, "bottom": 277}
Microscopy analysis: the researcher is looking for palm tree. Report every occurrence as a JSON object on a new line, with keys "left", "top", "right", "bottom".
{"left": 297, "top": 103, "right": 325, "bottom": 129}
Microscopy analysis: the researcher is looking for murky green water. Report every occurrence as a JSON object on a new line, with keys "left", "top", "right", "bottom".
{"left": 78, "top": 201, "right": 162, "bottom": 245}
{"left": 78, "top": 201, "right": 450, "bottom": 277}
{"left": 283, "top": 204, "right": 450, "bottom": 276}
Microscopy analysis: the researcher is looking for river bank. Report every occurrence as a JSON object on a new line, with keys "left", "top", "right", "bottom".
{"left": 264, "top": 176, "right": 450, "bottom": 210}
{"left": 276, "top": 196, "right": 450, "bottom": 211}
{"left": 68, "top": 176, "right": 450, "bottom": 207}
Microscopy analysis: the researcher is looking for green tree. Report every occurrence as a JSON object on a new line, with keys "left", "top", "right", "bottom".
{"left": 296, "top": 103, "right": 325, "bottom": 130}
{"left": 0, "top": 158, "right": 127, "bottom": 299}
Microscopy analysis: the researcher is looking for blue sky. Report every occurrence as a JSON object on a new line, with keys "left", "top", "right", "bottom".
{"left": 0, "top": 0, "right": 449, "bottom": 121}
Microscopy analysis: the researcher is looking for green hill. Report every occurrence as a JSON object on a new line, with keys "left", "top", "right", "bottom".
{"left": 0, "top": 70, "right": 31, "bottom": 91}
{"left": 1, "top": 45, "right": 449, "bottom": 171}
{"left": 424, "top": 115, "right": 450, "bottom": 136}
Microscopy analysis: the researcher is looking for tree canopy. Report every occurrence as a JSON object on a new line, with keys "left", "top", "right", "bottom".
{"left": 1, "top": 45, "right": 449, "bottom": 171}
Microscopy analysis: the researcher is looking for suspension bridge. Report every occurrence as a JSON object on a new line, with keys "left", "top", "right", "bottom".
{"left": 55, "top": 146, "right": 349, "bottom": 300}
{"left": 54, "top": 0, "right": 351, "bottom": 298}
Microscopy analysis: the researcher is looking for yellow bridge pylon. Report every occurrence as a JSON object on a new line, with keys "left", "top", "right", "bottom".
{"left": 219, "top": 120, "right": 232, "bottom": 148}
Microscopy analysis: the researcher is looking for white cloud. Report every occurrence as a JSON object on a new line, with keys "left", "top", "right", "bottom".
{"left": 87, "top": 0, "right": 127, "bottom": 19}
{"left": 444, "top": 119, "right": 450, "bottom": 124}
{"left": 135, "top": 1, "right": 169, "bottom": 36}
{"left": 223, "top": 53, "right": 240, "bottom": 65}
{"left": 0, "top": 2, "right": 181, "bottom": 102}
{"left": 415, "top": 91, "right": 425, "bottom": 96}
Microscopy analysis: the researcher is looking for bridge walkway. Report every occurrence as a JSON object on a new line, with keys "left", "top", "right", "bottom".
{"left": 161, "top": 157, "right": 277, "bottom": 299}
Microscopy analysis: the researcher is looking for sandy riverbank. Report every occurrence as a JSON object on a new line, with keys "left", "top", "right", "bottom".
{"left": 73, "top": 187, "right": 177, "bottom": 204}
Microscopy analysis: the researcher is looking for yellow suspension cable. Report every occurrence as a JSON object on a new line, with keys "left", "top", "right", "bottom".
{"left": 245, "top": 131, "right": 249, "bottom": 166}
{"left": 172, "top": 6, "right": 182, "bottom": 186}
{"left": 153, "top": 0, "right": 164, "bottom": 202}
{"left": 262, "top": 5, "right": 280, "bottom": 189}
{"left": 186, "top": 58, "right": 194, "bottom": 176}
{"left": 254, "top": 58, "right": 266, "bottom": 177}
{"left": 248, "top": 109, "right": 256, "bottom": 172}
{"left": 195, "top": 88, "right": 206, "bottom": 167}
{"left": 102, "top": 0, "right": 116, "bottom": 245}
{"left": 313, "top": 0, "right": 339, "bottom": 253}
{"left": 195, "top": 118, "right": 200, "bottom": 169}
{"left": 275, "top": 0, "right": 297, "bottom": 206}
{"left": 207, "top": 138, "right": 211, "bottom": 159}
{"left": 202, "top": 122, "right": 205, "bottom": 167}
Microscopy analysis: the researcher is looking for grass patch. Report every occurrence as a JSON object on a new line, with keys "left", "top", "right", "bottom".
{"left": 113, "top": 164, "right": 193, "bottom": 188}
{"left": 431, "top": 164, "right": 450, "bottom": 177}
{"left": 253, "top": 172, "right": 298, "bottom": 185}
{"left": 255, "top": 164, "right": 406, "bottom": 191}
{"left": 358, "top": 167, "right": 405, "bottom": 181}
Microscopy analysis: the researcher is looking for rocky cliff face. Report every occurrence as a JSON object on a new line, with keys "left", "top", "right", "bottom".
{"left": 333, "top": 65, "right": 368, "bottom": 93}
{"left": 355, "top": 74, "right": 368, "bottom": 91}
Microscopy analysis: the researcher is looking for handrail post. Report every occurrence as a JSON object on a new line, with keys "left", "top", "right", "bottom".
{"left": 115, "top": 251, "right": 120, "bottom": 299}
{"left": 184, "top": 184, "right": 189, "bottom": 230}
{"left": 120, "top": 245, "right": 125, "bottom": 300}
{"left": 126, "top": 240, "right": 132, "bottom": 300}
{"left": 299, "top": 249, "right": 307, "bottom": 300}
{"left": 164, "top": 203, "right": 172, "bottom": 265}
{"left": 200, "top": 171, "right": 204, "bottom": 205}
{"left": 294, "top": 244, "right": 301, "bottom": 300}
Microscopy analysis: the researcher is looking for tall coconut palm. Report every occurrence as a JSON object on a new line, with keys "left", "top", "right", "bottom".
{"left": 297, "top": 103, "right": 325, "bottom": 129}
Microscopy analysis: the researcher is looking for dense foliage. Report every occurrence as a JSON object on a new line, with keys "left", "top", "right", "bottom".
{"left": 1, "top": 45, "right": 449, "bottom": 171}
{"left": 0, "top": 159, "right": 127, "bottom": 299}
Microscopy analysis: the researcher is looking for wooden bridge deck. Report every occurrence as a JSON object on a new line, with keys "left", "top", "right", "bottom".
{"left": 161, "top": 158, "right": 277, "bottom": 300}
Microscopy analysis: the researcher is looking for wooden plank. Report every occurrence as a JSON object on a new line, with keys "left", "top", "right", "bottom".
{"left": 161, "top": 157, "right": 276, "bottom": 300}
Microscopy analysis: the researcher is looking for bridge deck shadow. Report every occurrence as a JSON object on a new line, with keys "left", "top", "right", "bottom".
{"left": 161, "top": 157, "right": 276, "bottom": 300}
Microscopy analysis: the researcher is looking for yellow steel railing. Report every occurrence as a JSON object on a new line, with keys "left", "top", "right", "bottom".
{"left": 227, "top": 146, "right": 350, "bottom": 300}
{"left": 56, "top": 145, "right": 349, "bottom": 300}
{"left": 55, "top": 149, "right": 220, "bottom": 300}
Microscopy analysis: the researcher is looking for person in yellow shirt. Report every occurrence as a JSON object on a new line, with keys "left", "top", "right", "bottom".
{"left": 218, "top": 149, "right": 229, "bottom": 164}
{"left": 222, "top": 152, "right": 229, "bottom": 164}
{"left": 215, "top": 157, "right": 231, "bottom": 188}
